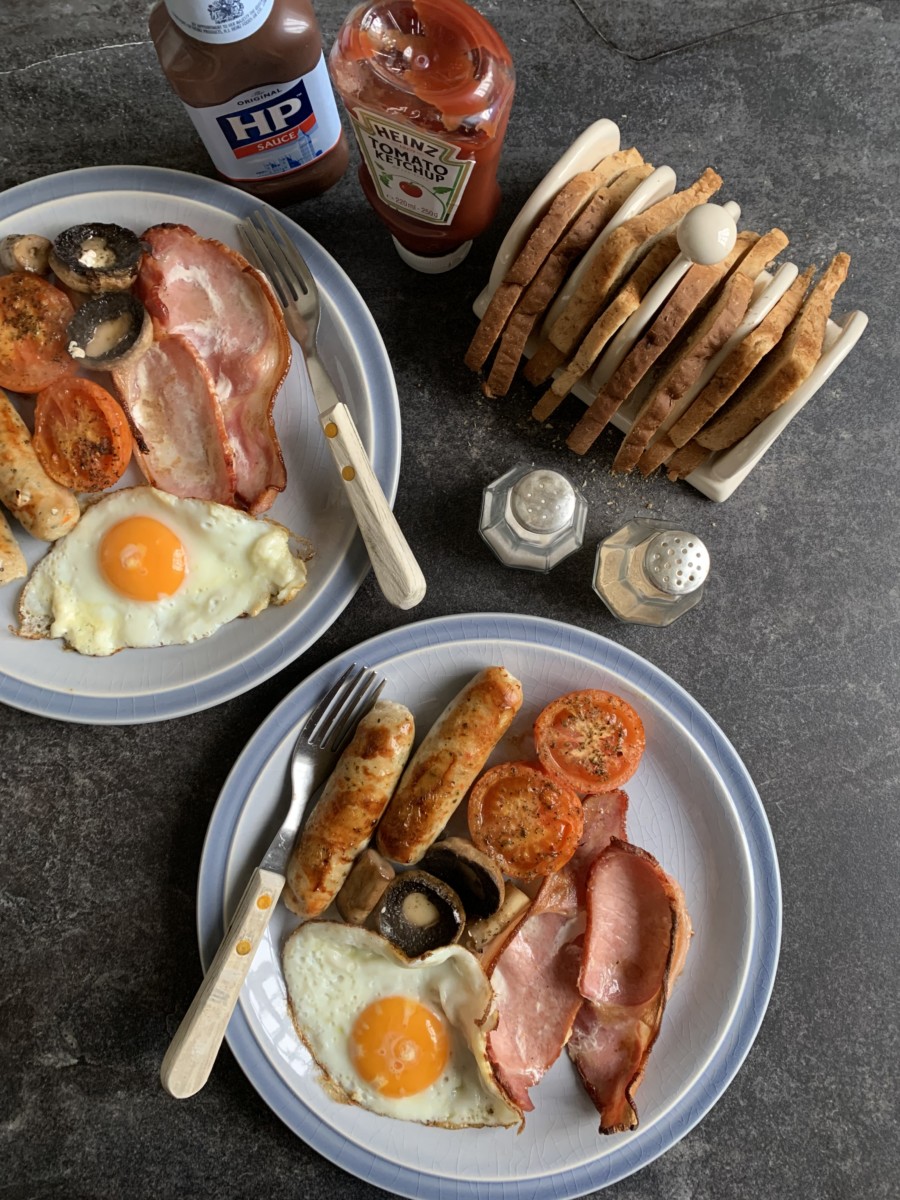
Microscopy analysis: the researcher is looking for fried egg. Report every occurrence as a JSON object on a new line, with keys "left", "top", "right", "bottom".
{"left": 17, "top": 485, "right": 308, "bottom": 655}
{"left": 282, "top": 921, "right": 522, "bottom": 1128}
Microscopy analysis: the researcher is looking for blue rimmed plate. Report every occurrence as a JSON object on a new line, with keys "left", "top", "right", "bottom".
{"left": 0, "top": 166, "right": 400, "bottom": 723}
{"left": 197, "top": 613, "right": 780, "bottom": 1198}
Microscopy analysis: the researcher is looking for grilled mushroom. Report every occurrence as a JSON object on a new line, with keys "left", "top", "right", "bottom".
{"left": 0, "top": 234, "right": 52, "bottom": 275}
{"left": 421, "top": 838, "right": 505, "bottom": 922}
{"left": 49, "top": 223, "right": 146, "bottom": 293}
{"left": 66, "top": 292, "right": 152, "bottom": 371}
{"left": 375, "top": 870, "right": 465, "bottom": 957}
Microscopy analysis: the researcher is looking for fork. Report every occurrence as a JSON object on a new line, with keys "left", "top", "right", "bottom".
{"left": 160, "top": 663, "right": 385, "bottom": 1099}
{"left": 239, "top": 209, "right": 427, "bottom": 611}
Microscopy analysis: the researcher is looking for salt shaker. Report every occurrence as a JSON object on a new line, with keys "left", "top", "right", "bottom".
{"left": 593, "top": 518, "right": 710, "bottom": 625}
{"left": 480, "top": 464, "right": 587, "bottom": 572}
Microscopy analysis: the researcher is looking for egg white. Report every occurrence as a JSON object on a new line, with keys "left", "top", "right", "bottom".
{"left": 282, "top": 921, "right": 522, "bottom": 1128}
{"left": 17, "top": 486, "right": 308, "bottom": 656}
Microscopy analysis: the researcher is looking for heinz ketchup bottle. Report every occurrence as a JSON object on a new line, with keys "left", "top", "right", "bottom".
{"left": 329, "top": 0, "right": 515, "bottom": 271}
{"left": 150, "top": 0, "right": 349, "bottom": 204}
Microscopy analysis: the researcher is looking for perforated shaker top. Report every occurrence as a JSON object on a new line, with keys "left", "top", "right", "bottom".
{"left": 509, "top": 469, "right": 577, "bottom": 533}
{"left": 643, "top": 530, "right": 710, "bottom": 595}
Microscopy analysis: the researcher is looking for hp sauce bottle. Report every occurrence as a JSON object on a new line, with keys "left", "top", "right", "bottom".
{"left": 150, "top": 0, "right": 349, "bottom": 203}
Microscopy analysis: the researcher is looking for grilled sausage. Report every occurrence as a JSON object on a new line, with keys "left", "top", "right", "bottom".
{"left": 0, "top": 508, "right": 26, "bottom": 585}
{"left": 284, "top": 699, "right": 415, "bottom": 919}
{"left": 0, "top": 389, "right": 80, "bottom": 541}
{"left": 376, "top": 666, "right": 524, "bottom": 865}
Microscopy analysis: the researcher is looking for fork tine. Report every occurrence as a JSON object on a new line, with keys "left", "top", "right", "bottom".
{"left": 300, "top": 664, "right": 387, "bottom": 753}
{"left": 240, "top": 218, "right": 297, "bottom": 306}
{"left": 325, "top": 674, "right": 387, "bottom": 753}
{"left": 256, "top": 207, "right": 317, "bottom": 297}
{"left": 299, "top": 662, "right": 364, "bottom": 742}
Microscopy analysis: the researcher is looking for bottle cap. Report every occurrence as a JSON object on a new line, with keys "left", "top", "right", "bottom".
{"left": 392, "top": 236, "right": 472, "bottom": 273}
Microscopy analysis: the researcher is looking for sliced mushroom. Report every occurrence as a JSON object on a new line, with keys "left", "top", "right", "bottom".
{"left": 49, "top": 223, "right": 146, "bottom": 293}
{"left": 375, "top": 870, "right": 465, "bottom": 957}
{"left": 66, "top": 292, "right": 153, "bottom": 371}
{"left": 0, "top": 234, "right": 52, "bottom": 275}
{"left": 335, "top": 849, "right": 395, "bottom": 927}
{"left": 421, "top": 837, "right": 505, "bottom": 921}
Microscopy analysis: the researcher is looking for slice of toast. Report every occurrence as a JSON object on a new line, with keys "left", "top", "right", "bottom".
{"left": 566, "top": 229, "right": 758, "bottom": 456}
{"left": 532, "top": 231, "right": 681, "bottom": 421}
{"left": 611, "top": 270, "right": 756, "bottom": 472}
{"left": 664, "top": 440, "right": 711, "bottom": 480}
{"left": 483, "top": 162, "right": 654, "bottom": 397}
{"left": 506, "top": 153, "right": 641, "bottom": 286}
{"left": 522, "top": 333, "right": 568, "bottom": 387}
{"left": 464, "top": 148, "right": 644, "bottom": 372}
{"left": 611, "top": 229, "right": 790, "bottom": 472}
{"left": 638, "top": 265, "right": 813, "bottom": 475}
{"left": 526, "top": 167, "right": 723, "bottom": 386}
{"left": 693, "top": 252, "right": 849, "bottom": 451}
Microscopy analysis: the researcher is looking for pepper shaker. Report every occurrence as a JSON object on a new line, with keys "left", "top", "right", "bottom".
{"left": 593, "top": 518, "right": 711, "bottom": 625}
{"left": 480, "top": 464, "right": 587, "bottom": 572}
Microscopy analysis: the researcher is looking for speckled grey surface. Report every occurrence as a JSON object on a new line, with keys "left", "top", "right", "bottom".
{"left": 1, "top": 1, "right": 898, "bottom": 1197}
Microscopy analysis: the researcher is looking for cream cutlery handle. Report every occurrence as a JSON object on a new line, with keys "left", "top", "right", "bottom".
{"left": 160, "top": 866, "right": 283, "bottom": 1099}
{"left": 318, "top": 398, "right": 426, "bottom": 610}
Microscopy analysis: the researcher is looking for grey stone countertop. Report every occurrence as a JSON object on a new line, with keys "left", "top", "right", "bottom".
{"left": 1, "top": 2, "right": 898, "bottom": 1197}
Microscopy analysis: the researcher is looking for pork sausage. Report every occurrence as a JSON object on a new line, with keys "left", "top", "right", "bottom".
{"left": 284, "top": 699, "right": 415, "bottom": 919}
{"left": 376, "top": 666, "right": 524, "bottom": 865}
{"left": 0, "top": 509, "right": 26, "bottom": 585}
{"left": 0, "top": 389, "right": 80, "bottom": 541}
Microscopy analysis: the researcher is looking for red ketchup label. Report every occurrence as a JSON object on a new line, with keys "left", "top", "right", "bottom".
{"left": 349, "top": 107, "right": 474, "bottom": 226}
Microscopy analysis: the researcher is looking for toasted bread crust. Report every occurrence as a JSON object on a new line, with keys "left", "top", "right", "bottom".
{"left": 665, "top": 440, "right": 711, "bottom": 480}
{"left": 638, "top": 266, "right": 813, "bottom": 475}
{"left": 612, "top": 269, "right": 756, "bottom": 473}
{"left": 465, "top": 149, "right": 645, "bottom": 374}
{"left": 695, "top": 252, "right": 849, "bottom": 451}
{"left": 484, "top": 162, "right": 654, "bottom": 398}
{"left": 566, "top": 229, "right": 756, "bottom": 456}
{"left": 544, "top": 168, "right": 723, "bottom": 363}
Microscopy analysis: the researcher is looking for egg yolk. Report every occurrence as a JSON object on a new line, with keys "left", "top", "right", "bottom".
{"left": 99, "top": 516, "right": 187, "bottom": 601}
{"left": 350, "top": 995, "right": 449, "bottom": 1098}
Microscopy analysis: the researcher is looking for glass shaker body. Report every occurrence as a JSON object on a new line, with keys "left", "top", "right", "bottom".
{"left": 593, "top": 519, "right": 711, "bottom": 626}
{"left": 329, "top": 0, "right": 515, "bottom": 270}
{"left": 480, "top": 465, "right": 587, "bottom": 573}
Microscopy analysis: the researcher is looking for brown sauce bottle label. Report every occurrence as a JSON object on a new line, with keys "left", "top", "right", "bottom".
{"left": 181, "top": 54, "right": 343, "bottom": 182}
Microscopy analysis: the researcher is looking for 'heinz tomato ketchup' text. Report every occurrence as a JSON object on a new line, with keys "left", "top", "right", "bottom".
{"left": 348, "top": 108, "right": 474, "bottom": 227}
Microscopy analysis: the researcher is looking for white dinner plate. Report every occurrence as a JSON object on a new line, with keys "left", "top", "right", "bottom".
{"left": 0, "top": 166, "right": 400, "bottom": 723}
{"left": 197, "top": 613, "right": 781, "bottom": 1199}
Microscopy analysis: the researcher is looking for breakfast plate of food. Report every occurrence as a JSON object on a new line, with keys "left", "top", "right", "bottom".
{"left": 0, "top": 165, "right": 400, "bottom": 723}
{"left": 197, "top": 613, "right": 780, "bottom": 1198}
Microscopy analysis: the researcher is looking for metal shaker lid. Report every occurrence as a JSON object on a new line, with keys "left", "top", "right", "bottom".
{"left": 509, "top": 469, "right": 577, "bottom": 533}
{"left": 643, "top": 530, "right": 710, "bottom": 595}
